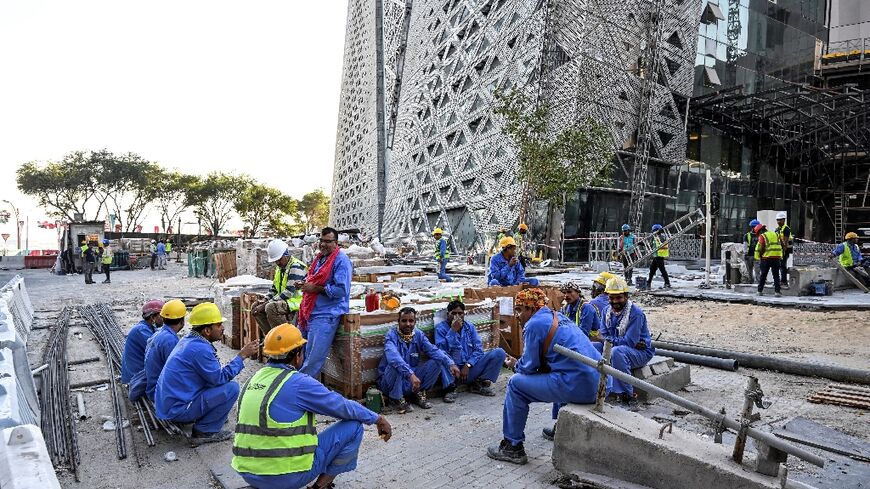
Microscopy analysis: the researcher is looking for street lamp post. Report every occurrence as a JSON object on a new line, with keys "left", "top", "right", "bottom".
{"left": 1, "top": 200, "right": 21, "bottom": 252}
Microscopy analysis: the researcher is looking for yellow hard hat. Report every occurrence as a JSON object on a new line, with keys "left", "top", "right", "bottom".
{"left": 518, "top": 223, "right": 528, "bottom": 231}
{"left": 263, "top": 323, "right": 307, "bottom": 357}
{"left": 188, "top": 302, "right": 225, "bottom": 327}
{"left": 845, "top": 232, "right": 859, "bottom": 240}
{"left": 160, "top": 299, "right": 187, "bottom": 320}
{"left": 433, "top": 227, "right": 443, "bottom": 235}
{"left": 604, "top": 277, "right": 629, "bottom": 294}
{"left": 593, "top": 271, "right": 615, "bottom": 286}
{"left": 499, "top": 236, "right": 517, "bottom": 249}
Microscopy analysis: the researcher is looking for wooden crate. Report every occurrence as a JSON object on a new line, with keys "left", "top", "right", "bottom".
{"left": 221, "top": 295, "right": 242, "bottom": 349}
{"left": 239, "top": 292, "right": 265, "bottom": 362}
{"left": 213, "top": 251, "right": 238, "bottom": 283}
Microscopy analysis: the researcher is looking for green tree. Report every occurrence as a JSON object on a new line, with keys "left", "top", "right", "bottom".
{"left": 186, "top": 172, "right": 252, "bottom": 236}
{"left": 90, "top": 150, "right": 159, "bottom": 232}
{"left": 149, "top": 169, "right": 198, "bottom": 233}
{"left": 16, "top": 152, "right": 97, "bottom": 220}
{"left": 298, "top": 189, "right": 330, "bottom": 234}
{"left": 233, "top": 183, "right": 297, "bottom": 237}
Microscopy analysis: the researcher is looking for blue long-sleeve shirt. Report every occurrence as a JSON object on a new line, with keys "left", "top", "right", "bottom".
{"left": 516, "top": 306, "right": 602, "bottom": 377}
{"left": 588, "top": 294, "right": 610, "bottom": 321}
{"left": 378, "top": 328, "right": 455, "bottom": 379}
{"left": 434, "top": 320, "right": 484, "bottom": 366}
{"left": 156, "top": 242, "right": 166, "bottom": 256}
{"left": 833, "top": 242, "right": 863, "bottom": 265}
{"left": 311, "top": 250, "right": 352, "bottom": 317}
{"left": 488, "top": 252, "right": 528, "bottom": 286}
{"left": 144, "top": 325, "right": 180, "bottom": 402}
{"left": 120, "top": 320, "right": 156, "bottom": 383}
{"left": 436, "top": 238, "right": 448, "bottom": 260}
{"left": 155, "top": 333, "right": 244, "bottom": 419}
{"left": 601, "top": 303, "right": 655, "bottom": 353}
{"left": 561, "top": 301, "right": 602, "bottom": 336}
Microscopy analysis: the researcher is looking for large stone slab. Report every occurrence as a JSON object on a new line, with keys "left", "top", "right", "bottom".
{"left": 552, "top": 404, "right": 781, "bottom": 489}
{"left": 630, "top": 356, "right": 691, "bottom": 402}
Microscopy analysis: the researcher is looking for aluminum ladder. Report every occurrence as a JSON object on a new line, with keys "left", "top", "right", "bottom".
{"left": 619, "top": 208, "right": 706, "bottom": 272}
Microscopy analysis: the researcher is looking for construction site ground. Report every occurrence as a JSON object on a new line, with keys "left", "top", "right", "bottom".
{"left": 2, "top": 266, "right": 867, "bottom": 489}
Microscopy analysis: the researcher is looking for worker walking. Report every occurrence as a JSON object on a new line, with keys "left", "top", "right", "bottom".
{"left": 100, "top": 239, "right": 113, "bottom": 283}
{"left": 774, "top": 212, "right": 793, "bottom": 288}
{"left": 753, "top": 223, "right": 782, "bottom": 297}
{"left": 157, "top": 239, "right": 167, "bottom": 270}
{"left": 433, "top": 228, "right": 452, "bottom": 282}
{"left": 744, "top": 219, "right": 760, "bottom": 283}
{"left": 121, "top": 300, "right": 164, "bottom": 384}
{"left": 646, "top": 224, "right": 671, "bottom": 289}
{"left": 150, "top": 239, "right": 158, "bottom": 270}
{"left": 297, "top": 227, "right": 352, "bottom": 378}
{"left": 487, "top": 289, "right": 608, "bottom": 463}
{"left": 618, "top": 224, "right": 636, "bottom": 283}
{"left": 155, "top": 302, "right": 259, "bottom": 444}
{"left": 232, "top": 323, "right": 392, "bottom": 489}
{"left": 143, "top": 299, "right": 187, "bottom": 403}
{"left": 488, "top": 237, "right": 539, "bottom": 287}
{"left": 253, "top": 239, "right": 308, "bottom": 335}
{"left": 832, "top": 232, "right": 869, "bottom": 286}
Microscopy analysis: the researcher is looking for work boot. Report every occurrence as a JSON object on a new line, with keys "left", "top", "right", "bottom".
{"left": 470, "top": 380, "right": 496, "bottom": 397}
{"left": 663, "top": 283, "right": 672, "bottom": 289}
{"left": 542, "top": 424, "right": 556, "bottom": 441}
{"left": 412, "top": 390, "right": 432, "bottom": 409}
{"left": 486, "top": 439, "right": 528, "bottom": 465}
{"left": 620, "top": 392, "right": 640, "bottom": 410}
{"left": 443, "top": 388, "right": 458, "bottom": 403}
{"left": 391, "top": 397, "right": 412, "bottom": 414}
{"left": 102, "top": 279, "right": 110, "bottom": 284}
{"left": 190, "top": 429, "right": 233, "bottom": 446}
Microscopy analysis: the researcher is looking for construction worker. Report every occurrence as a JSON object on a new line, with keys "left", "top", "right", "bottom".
{"left": 253, "top": 239, "right": 308, "bottom": 335}
{"left": 487, "top": 289, "right": 608, "bottom": 463}
{"left": 99, "top": 239, "right": 113, "bottom": 283}
{"left": 588, "top": 271, "right": 615, "bottom": 321}
{"left": 82, "top": 241, "right": 97, "bottom": 284}
{"left": 435, "top": 300, "right": 507, "bottom": 403}
{"left": 232, "top": 323, "right": 392, "bottom": 489}
{"left": 593, "top": 277, "right": 654, "bottom": 407}
{"left": 433, "top": 228, "right": 452, "bottom": 282}
{"left": 832, "top": 232, "right": 869, "bottom": 286}
{"left": 143, "top": 299, "right": 187, "bottom": 403}
{"left": 618, "top": 224, "right": 636, "bottom": 283}
{"left": 150, "top": 239, "right": 158, "bottom": 270}
{"left": 559, "top": 281, "right": 602, "bottom": 338}
{"left": 647, "top": 224, "right": 671, "bottom": 289}
{"left": 744, "top": 219, "right": 760, "bottom": 283}
{"left": 79, "top": 239, "right": 88, "bottom": 257}
{"left": 377, "top": 307, "right": 460, "bottom": 413}
{"left": 515, "top": 223, "right": 530, "bottom": 267}
{"left": 488, "top": 237, "right": 539, "bottom": 286}
{"left": 754, "top": 223, "right": 782, "bottom": 297}
{"left": 157, "top": 239, "right": 167, "bottom": 270}
{"left": 121, "top": 300, "right": 164, "bottom": 384}
{"left": 774, "top": 212, "right": 793, "bottom": 288}
{"left": 297, "top": 227, "right": 352, "bottom": 378}
{"left": 155, "top": 302, "right": 259, "bottom": 445}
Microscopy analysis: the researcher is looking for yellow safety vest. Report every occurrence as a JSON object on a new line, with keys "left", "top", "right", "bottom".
{"left": 838, "top": 241, "right": 855, "bottom": 268}
{"left": 654, "top": 237, "right": 669, "bottom": 258}
{"left": 775, "top": 225, "right": 793, "bottom": 249}
{"left": 754, "top": 231, "right": 783, "bottom": 260}
{"left": 101, "top": 247, "right": 113, "bottom": 265}
{"left": 434, "top": 237, "right": 450, "bottom": 260}
{"left": 273, "top": 258, "right": 306, "bottom": 311}
{"left": 231, "top": 367, "right": 318, "bottom": 476}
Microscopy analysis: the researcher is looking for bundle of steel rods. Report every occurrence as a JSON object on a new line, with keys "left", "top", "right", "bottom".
{"left": 39, "top": 307, "right": 81, "bottom": 481}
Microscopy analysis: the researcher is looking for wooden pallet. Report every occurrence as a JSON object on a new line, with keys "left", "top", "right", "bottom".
{"left": 808, "top": 383, "right": 870, "bottom": 409}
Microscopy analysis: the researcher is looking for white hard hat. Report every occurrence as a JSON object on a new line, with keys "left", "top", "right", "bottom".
{"left": 775, "top": 212, "right": 787, "bottom": 220}
{"left": 266, "top": 239, "right": 289, "bottom": 262}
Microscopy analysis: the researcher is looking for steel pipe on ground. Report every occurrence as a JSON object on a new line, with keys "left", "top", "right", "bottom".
{"left": 653, "top": 340, "right": 870, "bottom": 385}
{"left": 553, "top": 344, "right": 826, "bottom": 468}
{"left": 654, "top": 348, "right": 738, "bottom": 371}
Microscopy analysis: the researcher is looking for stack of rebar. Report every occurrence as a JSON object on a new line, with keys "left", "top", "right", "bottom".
{"left": 39, "top": 307, "right": 81, "bottom": 481}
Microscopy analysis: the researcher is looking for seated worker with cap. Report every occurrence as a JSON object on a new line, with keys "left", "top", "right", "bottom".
{"left": 121, "top": 300, "right": 164, "bottom": 384}
{"left": 233, "top": 323, "right": 393, "bottom": 489}
{"left": 435, "top": 300, "right": 508, "bottom": 402}
{"left": 587, "top": 272, "right": 614, "bottom": 321}
{"left": 143, "top": 299, "right": 187, "bottom": 403}
{"left": 593, "top": 277, "right": 655, "bottom": 407}
{"left": 488, "top": 237, "right": 539, "bottom": 287}
{"left": 252, "top": 239, "right": 308, "bottom": 336}
{"left": 487, "top": 289, "right": 609, "bottom": 464}
{"left": 377, "top": 307, "right": 460, "bottom": 413}
{"left": 155, "top": 302, "right": 259, "bottom": 445}
{"left": 832, "top": 231, "right": 870, "bottom": 286}
{"left": 559, "top": 281, "right": 602, "bottom": 339}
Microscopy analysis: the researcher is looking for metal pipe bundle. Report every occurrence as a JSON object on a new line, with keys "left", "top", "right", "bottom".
{"left": 654, "top": 348, "right": 739, "bottom": 371}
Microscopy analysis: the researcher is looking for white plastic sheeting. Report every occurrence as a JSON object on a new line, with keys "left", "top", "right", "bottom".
{"left": 0, "top": 424, "right": 61, "bottom": 489}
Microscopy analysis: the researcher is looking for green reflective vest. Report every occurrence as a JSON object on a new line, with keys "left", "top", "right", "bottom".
{"left": 166, "top": 242, "right": 173, "bottom": 253}
{"left": 434, "top": 237, "right": 450, "bottom": 260}
{"left": 273, "top": 257, "right": 306, "bottom": 312}
{"left": 838, "top": 241, "right": 855, "bottom": 268}
{"left": 755, "top": 231, "right": 783, "bottom": 260}
{"left": 231, "top": 367, "right": 318, "bottom": 476}
{"left": 101, "top": 247, "right": 113, "bottom": 265}
{"left": 80, "top": 245, "right": 88, "bottom": 257}
{"left": 654, "top": 236, "right": 669, "bottom": 258}
{"left": 775, "top": 224, "right": 793, "bottom": 250}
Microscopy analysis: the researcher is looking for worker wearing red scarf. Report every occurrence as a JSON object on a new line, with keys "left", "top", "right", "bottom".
{"left": 297, "top": 227, "right": 352, "bottom": 377}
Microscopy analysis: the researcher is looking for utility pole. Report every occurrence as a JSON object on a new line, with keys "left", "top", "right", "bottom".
{"left": 704, "top": 169, "right": 712, "bottom": 287}
{"left": 1, "top": 200, "right": 21, "bottom": 251}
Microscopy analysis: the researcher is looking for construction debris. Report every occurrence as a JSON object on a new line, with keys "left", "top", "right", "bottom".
{"left": 807, "top": 383, "right": 870, "bottom": 410}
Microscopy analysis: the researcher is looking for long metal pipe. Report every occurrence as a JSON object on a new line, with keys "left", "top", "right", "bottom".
{"left": 553, "top": 344, "right": 826, "bottom": 468}
{"left": 653, "top": 340, "right": 870, "bottom": 385}
{"left": 655, "top": 348, "right": 739, "bottom": 371}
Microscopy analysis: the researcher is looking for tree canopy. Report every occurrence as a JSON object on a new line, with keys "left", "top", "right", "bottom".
{"left": 298, "top": 188, "right": 330, "bottom": 234}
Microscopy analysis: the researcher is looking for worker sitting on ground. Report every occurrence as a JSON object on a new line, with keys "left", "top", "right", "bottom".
{"left": 155, "top": 302, "right": 259, "bottom": 445}
{"left": 377, "top": 307, "right": 460, "bottom": 413}
{"left": 559, "top": 281, "right": 602, "bottom": 339}
{"left": 435, "top": 300, "right": 507, "bottom": 402}
{"left": 433, "top": 228, "right": 452, "bottom": 283}
{"left": 253, "top": 239, "right": 308, "bottom": 336}
{"left": 832, "top": 232, "right": 870, "bottom": 286}
{"left": 587, "top": 272, "right": 614, "bottom": 321}
{"left": 647, "top": 224, "right": 672, "bottom": 289}
{"left": 744, "top": 219, "right": 760, "bottom": 283}
{"left": 774, "top": 212, "right": 793, "bottom": 288}
{"left": 120, "top": 300, "right": 164, "bottom": 384}
{"left": 593, "top": 277, "right": 655, "bottom": 408}
{"left": 297, "top": 227, "right": 352, "bottom": 378}
{"left": 232, "top": 323, "right": 392, "bottom": 489}
{"left": 143, "top": 299, "right": 187, "bottom": 403}
{"left": 487, "top": 289, "right": 608, "bottom": 464}
{"left": 754, "top": 223, "right": 783, "bottom": 297}
{"left": 488, "top": 237, "right": 539, "bottom": 287}
{"left": 618, "top": 224, "right": 636, "bottom": 283}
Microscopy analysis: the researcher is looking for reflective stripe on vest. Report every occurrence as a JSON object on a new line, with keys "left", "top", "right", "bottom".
{"left": 561, "top": 304, "right": 580, "bottom": 327}
{"left": 231, "top": 367, "right": 318, "bottom": 476}
{"left": 776, "top": 225, "right": 794, "bottom": 248}
{"left": 434, "top": 237, "right": 450, "bottom": 259}
{"left": 755, "top": 231, "right": 783, "bottom": 260}
{"left": 839, "top": 242, "right": 854, "bottom": 268}
{"left": 273, "top": 259, "right": 304, "bottom": 311}
{"left": 654, "top": 237, "right": 669, "bottom": 258}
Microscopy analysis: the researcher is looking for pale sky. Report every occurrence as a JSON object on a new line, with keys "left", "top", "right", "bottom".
{"left": 0, "top": 0, "right": 347, "bottom": 250}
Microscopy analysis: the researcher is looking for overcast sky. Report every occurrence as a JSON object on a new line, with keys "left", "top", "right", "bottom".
{"left": 0, "top": 0, "right": 347, "bottom": 249}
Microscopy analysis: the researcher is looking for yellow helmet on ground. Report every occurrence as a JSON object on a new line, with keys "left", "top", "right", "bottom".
{"left": 263, "top": 323, "right": 307, "bottom": 357}
{"left": 518, "top": 223, "right": 529, "bottom": 232}
{"left": 381, "top": 294, "right": 401, "bottom": 311}
{"left": 433, "top": 227, "right": 444, "bottom": 235}
{"left": 189, "top": 302, "right": 225, "bottom": 327}
{"left": 604, "top": 277, "right": 629, "bottom": 294}
{"left": 594, "top": 271, "right": 615, "bottom": 286}
{"left": 160, "top": 299, "right": 187, "bottom": 320}
{"left": 845, "top": 232, "right": 859, "bottom": 240}
{"left": 499, "top": 236, "right": 517, "bottom": 249}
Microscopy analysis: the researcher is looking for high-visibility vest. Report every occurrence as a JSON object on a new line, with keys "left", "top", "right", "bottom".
{"left": 273, "top": 257, "right": 306, "bottom": 311}
{"left": 231, "top": 367, "right": 318, "bottom": 476}
{"left": 80, "top": 245, "right": 88, "bottom": 257}
{"left": 775, "top": 225, "right": 793, "bottom": 249}
{"left": 744, "top": 232, "right": 757, "bottom": 255}
{"left": 101, "top": 247, "right": 113, "bottom": 265}
{"left": 755, "top": 231, "right": 783, "bottom": 260}
{"left": 654, "top": 237, "right": 669, "bottom": 258}
{"left": 838, "top": 241, "right": 855, "bottom": 268}
{"left": 166, "top": 242, "right": 172, "bottom": 253}
{"left": 434, "top": 237, "right": 450, "bottom": 260}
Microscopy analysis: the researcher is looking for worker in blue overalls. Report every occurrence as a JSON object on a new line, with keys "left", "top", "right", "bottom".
{"left": 120, "top": 300, "right": 164, "bottom": 384}
{"left": 587, "top": 272, "right": 614, "bottom": 322}
{"left": 142, "top": 299, "right": 187, "bottom": 403}
{"left": 487, "top": 289, "right": 609, "bottom": 465}
{"left": 433, "top": 228, "right": 453, "bottom": 282}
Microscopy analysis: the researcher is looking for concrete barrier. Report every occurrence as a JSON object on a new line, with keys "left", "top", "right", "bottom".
{"left": 1, "top": 275, "right": 34, "bottom": 341}
{"left": 0, "top": 424, "right": 61, "bottom": 489}
{"left": 0, "top": 257, "right": 25, "bottom": 271}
